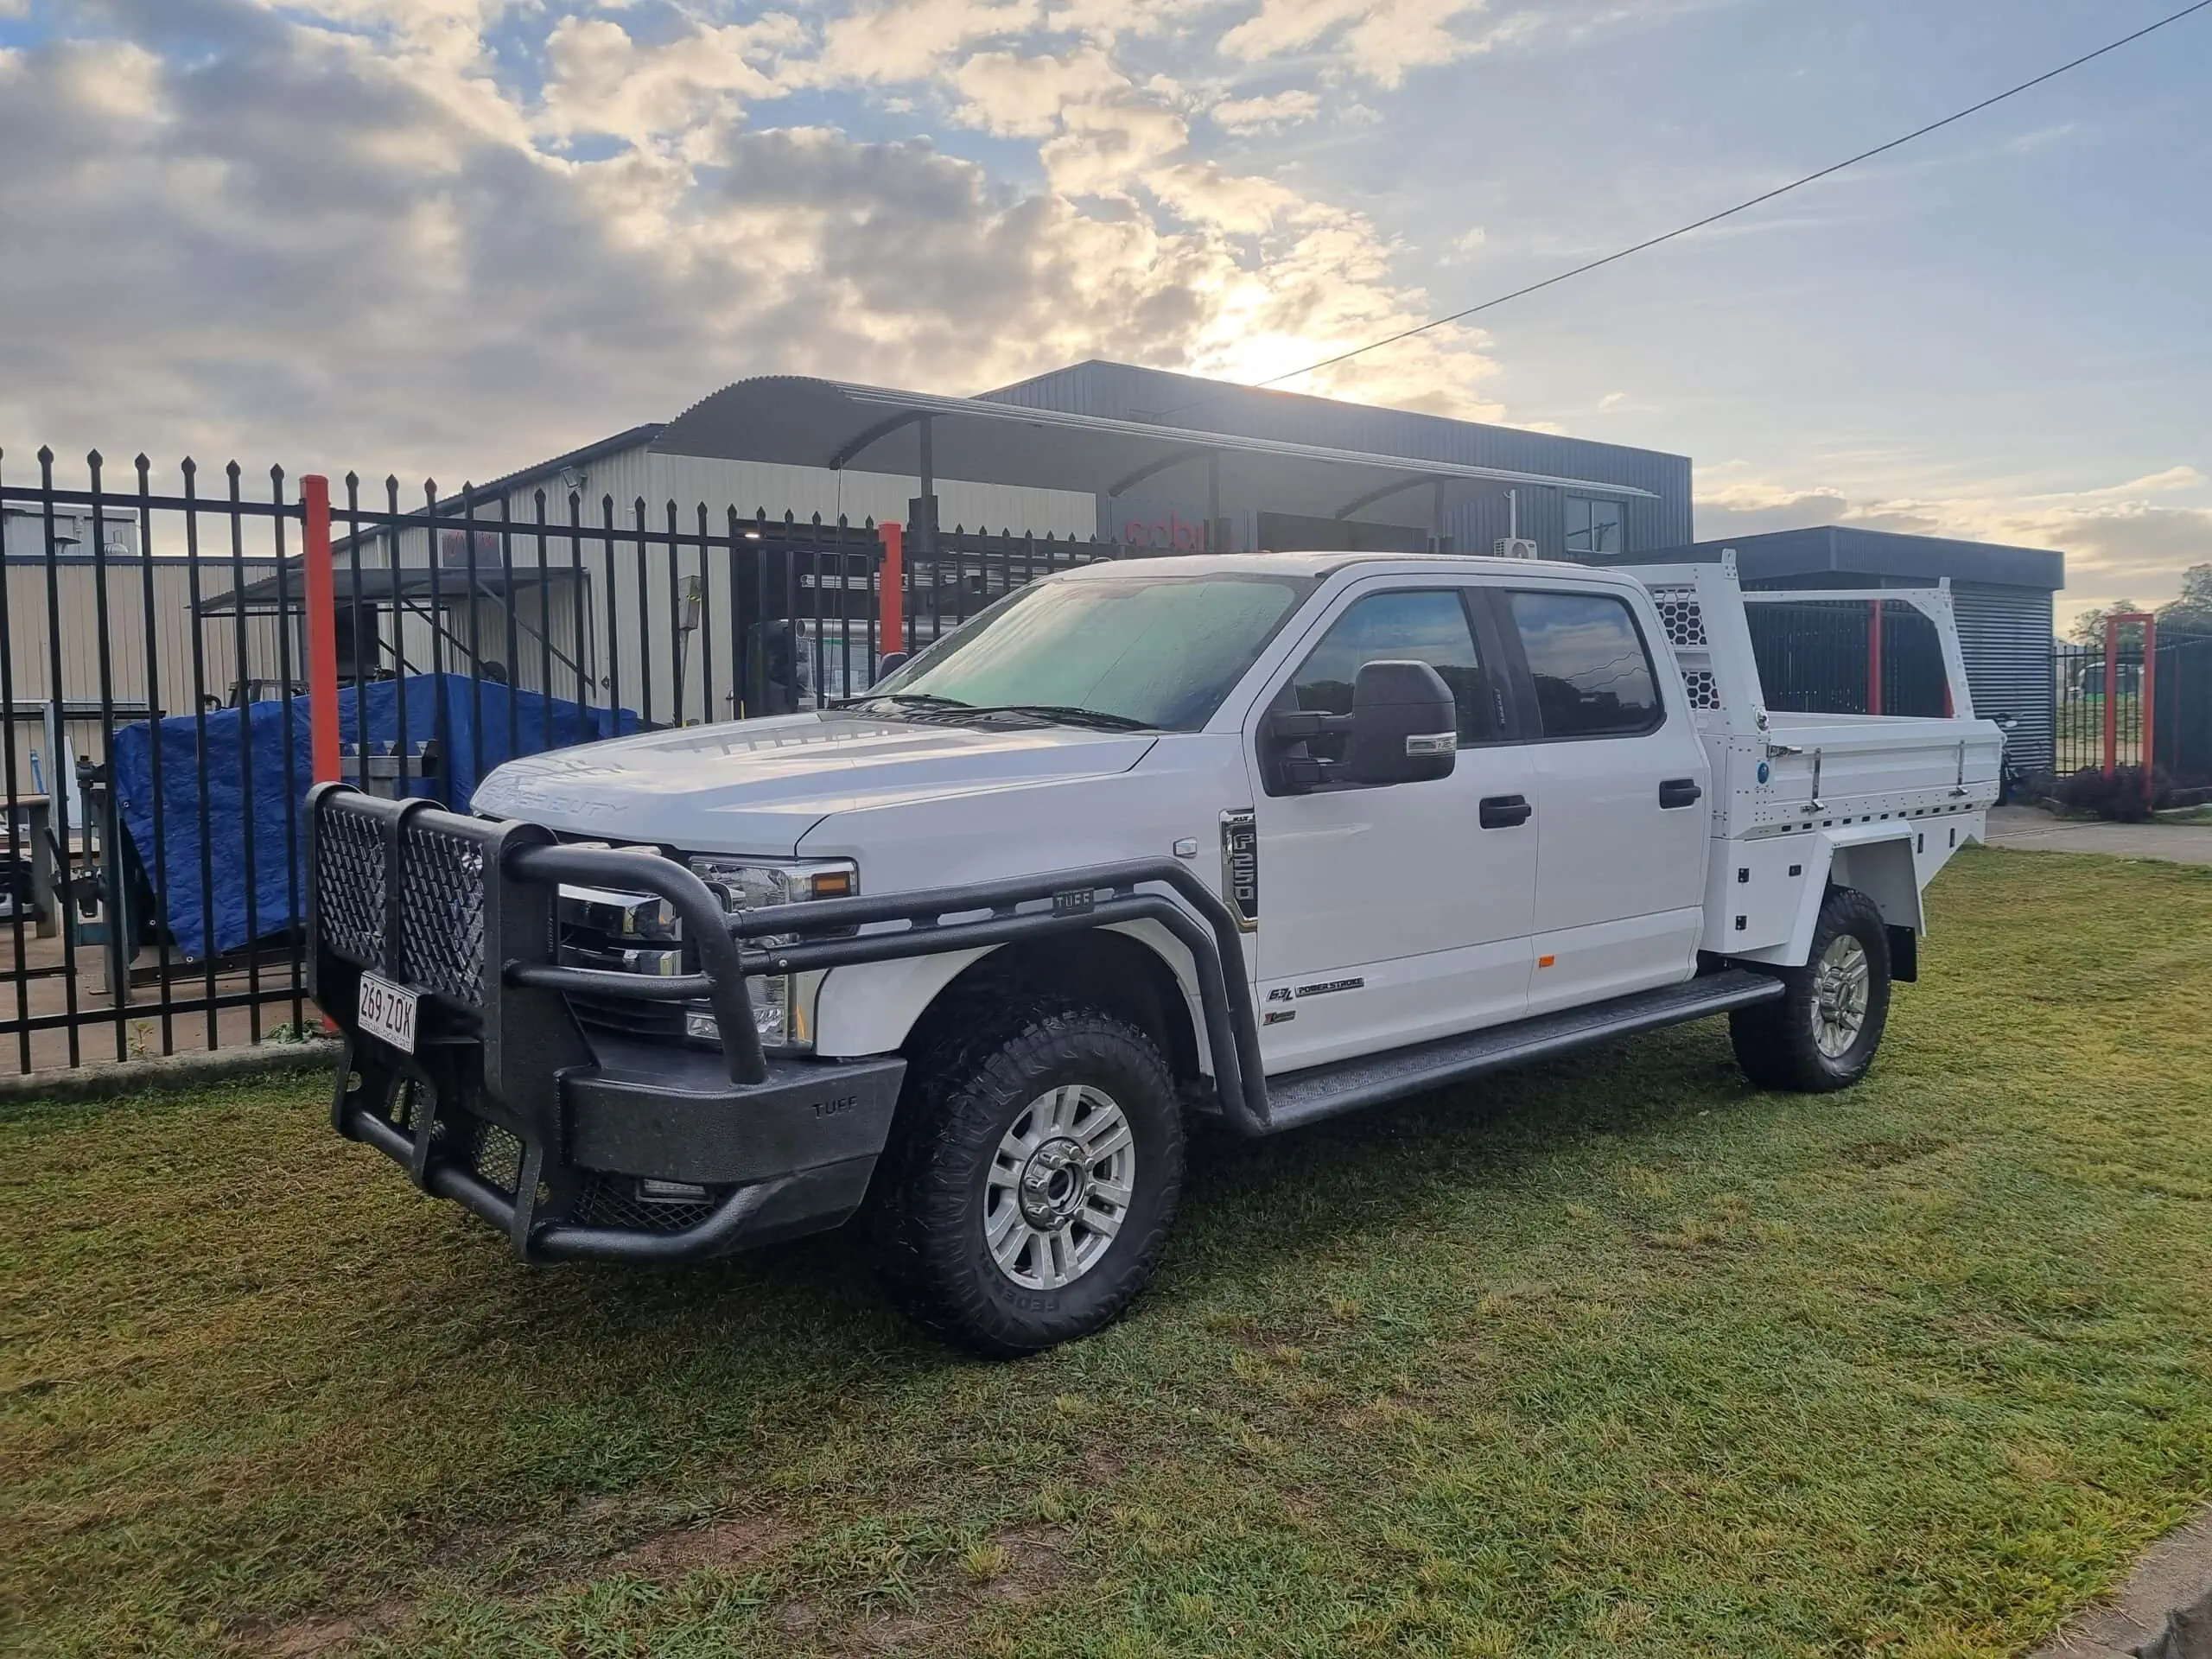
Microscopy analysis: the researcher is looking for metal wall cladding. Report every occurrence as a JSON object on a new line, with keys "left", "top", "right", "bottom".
{"left": 981, "top": 361, "right": 1695, "bottom": 554}
{"left": 0, "top": 556, "right": 292, "bottom": 779}
{"left": 1951, "top": 582, "right": 2057, "bottom": 772}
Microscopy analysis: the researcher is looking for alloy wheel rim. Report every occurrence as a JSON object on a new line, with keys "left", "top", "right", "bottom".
{"left": 986, "top": 1084, "right": 1135, "bottom": 1291}
{"left": 1811, "top": 933, "right": 1871, "bottom": 1058}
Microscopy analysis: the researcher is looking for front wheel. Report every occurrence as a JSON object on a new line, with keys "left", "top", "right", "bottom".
{"left": 869, "top": 1002, "right": 1185, "bottom": 1357}
{"left": 1730, "top": 886, "right": 1892, "bottom": 1092}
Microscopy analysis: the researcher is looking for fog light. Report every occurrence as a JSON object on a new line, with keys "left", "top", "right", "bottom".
{"left": 685, "top": 973, "right": 789, "bottom": 1047}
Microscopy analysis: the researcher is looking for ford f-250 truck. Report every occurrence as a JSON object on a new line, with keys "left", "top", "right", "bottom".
{"left": 307, "top": 550, "right": 1999, "bottom": 1355}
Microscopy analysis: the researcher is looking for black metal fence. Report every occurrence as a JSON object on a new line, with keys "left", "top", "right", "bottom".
{"left": 1745, "top": 598, "right": 1951, "bottom": 719}
{"left": 0, "top": 448, "right": 1144, "bottom": 1075}
{"left": 2052, "top": 631, "right": 2212, "bottom": 786}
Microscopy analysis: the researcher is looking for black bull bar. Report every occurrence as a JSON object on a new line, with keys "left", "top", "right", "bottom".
{"left": 304, "top": 784, "right": 1272, "bottom": 1262}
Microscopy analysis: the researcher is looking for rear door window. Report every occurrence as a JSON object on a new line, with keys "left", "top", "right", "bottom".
{"left": 1506, "top": 590, "right": 1663, "bottom": 738}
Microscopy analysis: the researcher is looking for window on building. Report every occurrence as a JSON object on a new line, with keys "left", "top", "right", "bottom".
{"left": 1508, "top": 590, "right": 1662, "bottom": 738}
{"left": 1563, "top": 497, "right": 1626, "bottom": 556}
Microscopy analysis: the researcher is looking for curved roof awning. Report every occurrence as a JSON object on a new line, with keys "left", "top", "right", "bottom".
{"left": 654, "top": 376, "right": 1656, "bottom": 525}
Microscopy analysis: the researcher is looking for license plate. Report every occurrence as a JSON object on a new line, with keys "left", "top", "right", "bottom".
{"left": 357, "top": 972, "right": 419, "bottom": 1055}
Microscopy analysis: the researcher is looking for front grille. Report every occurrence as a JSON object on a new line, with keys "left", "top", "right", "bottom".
{"left": 565, "top": 989, "right": 686, "bottom": 1041}
{"left": 557, "top": 911, "right": 690, "bottom": 1040}
{"left": 573, "top": 1172, "right": 727, "bottom": 1233}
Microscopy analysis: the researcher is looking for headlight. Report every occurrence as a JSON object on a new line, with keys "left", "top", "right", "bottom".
{"left": 684, "top": 857, "right": 857, "bottom": 1050}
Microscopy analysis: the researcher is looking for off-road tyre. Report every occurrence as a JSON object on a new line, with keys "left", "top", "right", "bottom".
{"left": 869, "top": 1000, "right": 1185, "bottom": 1358}
{"left": 1730, "top": 885, "right": 1892, "bottom": 1093}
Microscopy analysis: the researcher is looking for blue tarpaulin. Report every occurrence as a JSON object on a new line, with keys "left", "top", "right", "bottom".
{"left": 108, "top": 674, "right": 639, "bottom": 961}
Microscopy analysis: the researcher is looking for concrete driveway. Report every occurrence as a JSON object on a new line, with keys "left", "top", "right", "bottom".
{"left": 1986, "top": 804, "right": 2212, "bottom": 866}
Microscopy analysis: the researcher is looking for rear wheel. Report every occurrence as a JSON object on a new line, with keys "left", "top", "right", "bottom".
{"left": 1730, "top": 886, "right": 1892, "bottom": 1092}
{"left": 870, "top": 1001, "right": 1185, "bottom": 1357}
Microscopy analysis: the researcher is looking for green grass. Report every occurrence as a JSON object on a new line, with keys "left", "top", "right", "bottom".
{"left": 6, "top": 848, "right": 2212, "bottom": 1657}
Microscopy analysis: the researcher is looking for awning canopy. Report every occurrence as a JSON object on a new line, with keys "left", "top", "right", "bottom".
{"left": 654, "top": 376, "right": 1656, "bottom": 526}
{"left": 197, "top": 564, "right": 585, "bottom": 617}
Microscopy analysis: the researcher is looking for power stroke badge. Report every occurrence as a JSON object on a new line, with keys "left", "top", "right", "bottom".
{"left": 1219, "top": 809, "right": 1258, "bottom": 932}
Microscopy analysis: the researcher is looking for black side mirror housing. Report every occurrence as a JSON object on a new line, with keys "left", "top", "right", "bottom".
{"left": 1346, "top": 660, "right": 1459, "bottom": 785}
{"left": 874, "top": 651, "right": 910, "bottom": 681}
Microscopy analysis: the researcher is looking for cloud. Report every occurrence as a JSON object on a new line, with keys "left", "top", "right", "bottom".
{"left": 810, "top": 0, "right": 1039, "bottom": 85}
{"left": 538, "top": 14, "right": 805, "bottom": 148}
{"left": 1211, "top": 87, "right": 1322, "bottom": 132}
{"left": 0, "top": 0, "right": 1510, "bottom": 481}
{"left": 1219, "top": 0, "right": 1490, "bottom": 87}
{"left": 948, "top": 46, "right": 1130, "bottom": 137}
{"left": 1696, "top": 469, "right": 2212, "bottom": 621}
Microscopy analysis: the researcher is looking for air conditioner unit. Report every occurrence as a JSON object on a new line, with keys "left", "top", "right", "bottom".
{"left": 1494, "top": 537, "right": 1540, "bottom": 560}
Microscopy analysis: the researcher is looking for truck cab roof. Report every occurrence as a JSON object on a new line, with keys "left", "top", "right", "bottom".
{"left": 1052, "top": 550, "right": 1629, "bottom": 584}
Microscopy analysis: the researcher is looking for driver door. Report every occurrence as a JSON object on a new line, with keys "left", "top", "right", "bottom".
{"left": 1243, "top": 581, "right": 1537, "bottom": 1073}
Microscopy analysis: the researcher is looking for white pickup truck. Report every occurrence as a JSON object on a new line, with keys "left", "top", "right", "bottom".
{"left": 308, "top": 550, "right": 1999, "bottom": 1355}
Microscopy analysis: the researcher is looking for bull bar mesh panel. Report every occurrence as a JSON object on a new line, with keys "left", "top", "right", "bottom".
{"left": 575, "top": 1172, "right": 727, "bottom": 1234}
{"left": 316, "top": 806, "right": 387, "bottom": 969}
{"left": 398, "top": 822, "right": 489, "bottom": 1007}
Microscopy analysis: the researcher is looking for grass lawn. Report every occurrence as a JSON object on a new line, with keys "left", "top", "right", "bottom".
{"left": 6, "top": 847, "right": 2212, "bottom": 1657}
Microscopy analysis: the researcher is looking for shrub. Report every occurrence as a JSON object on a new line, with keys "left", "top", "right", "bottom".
{"left": 2048, "top": 765, "right": 2170, "bottom": 823}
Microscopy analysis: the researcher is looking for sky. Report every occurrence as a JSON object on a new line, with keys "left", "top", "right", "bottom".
{"left": 1, "top": 0, "right": 2206, "bottom": 624}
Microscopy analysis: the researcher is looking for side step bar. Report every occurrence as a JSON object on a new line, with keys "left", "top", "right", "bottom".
{"left": 1262, "top": 969, "right": 1786, "bottom": 1134}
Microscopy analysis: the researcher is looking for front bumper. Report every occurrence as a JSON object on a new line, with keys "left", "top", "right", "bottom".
{"left": 308, "top": 786, "right": 905, "bottom": 1263}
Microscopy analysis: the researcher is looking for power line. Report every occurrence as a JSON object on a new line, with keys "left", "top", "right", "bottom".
{"left": 1177, "top": 0, "right": 2212, "bottom": 409}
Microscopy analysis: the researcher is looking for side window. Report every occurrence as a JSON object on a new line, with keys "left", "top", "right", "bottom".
{"left": 1276, "top": 589, "right": 1496, "bottom": 750}
{"left": 1508, "top": 590, "right": 1663, "bottom": 738}
{"left": 1564, "top": 497, "right": 1626, "bottom": 556}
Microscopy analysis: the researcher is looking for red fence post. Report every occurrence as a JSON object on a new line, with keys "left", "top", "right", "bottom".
{"left": 2103, "top": 614, "right": 2121, "bottom": 777}
{"left": 2140, "top": 613, "right": 2159, "bottom": 806}
{"left": 1866, "top": 598, "right": 1884, "bottom": 717}
{"left": 879, "top": 520, "right": 906, "bottom": 658}
{"left": 301, "top": 474, "right": 341, "bottom": 784}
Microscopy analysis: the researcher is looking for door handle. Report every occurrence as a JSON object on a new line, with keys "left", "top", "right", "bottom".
{"left": 1659, "top": 777, "right": 1702, "bottom": 809}
{"left": 1479, "top": 794, "right": 1532, "bottom": 830}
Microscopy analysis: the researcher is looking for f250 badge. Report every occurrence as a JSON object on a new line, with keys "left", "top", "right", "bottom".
{"left": 1220, "top": 809, "right": 1258, "bottom": 933}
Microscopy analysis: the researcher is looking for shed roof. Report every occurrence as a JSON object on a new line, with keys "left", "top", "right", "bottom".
{"left": 652, "top": 375, "right": 1658, "bottom": 522}
{"left": 197, "top": 563, "right": 584, "bottom": 617}
{"left": 1632, "top": 525, "right": 2063, "bottom": 592}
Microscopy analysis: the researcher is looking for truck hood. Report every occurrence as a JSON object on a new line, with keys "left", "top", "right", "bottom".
{"left": 471, "top": 710, "right": 1159, "bottom": 853}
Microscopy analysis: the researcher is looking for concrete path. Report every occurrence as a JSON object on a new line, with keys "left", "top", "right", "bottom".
{"left": 1986, "top": 805, "right": 2212, "bottom": 866}
{"left": 2029, "top": 1508, "right": 2212, "bottom": 1658}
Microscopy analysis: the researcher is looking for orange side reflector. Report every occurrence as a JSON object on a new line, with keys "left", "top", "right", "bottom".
{"left": 1537, "top": 954, "right": 1556, "bottom": 969}
{"left": 810, "top": 870, "right": 854, "bottom": 899}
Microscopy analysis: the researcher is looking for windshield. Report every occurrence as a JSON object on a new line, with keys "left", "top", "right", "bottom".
{"left": 866, "top": 572, "right": 1316, "bottom": 731}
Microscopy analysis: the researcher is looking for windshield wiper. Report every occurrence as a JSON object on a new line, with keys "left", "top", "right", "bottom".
{"left": 957, "top": 704, "right": 1160, "bottom": 732}
{"left": 830, "top": 691, "right": 972, "bottom": 712}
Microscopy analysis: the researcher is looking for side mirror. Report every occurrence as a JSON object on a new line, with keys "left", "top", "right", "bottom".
{"left": 874, "top": 651, "right": 910, "bottom": 680}
{"left": 1346, "top": 660, "right": 1458, "bottom": 785}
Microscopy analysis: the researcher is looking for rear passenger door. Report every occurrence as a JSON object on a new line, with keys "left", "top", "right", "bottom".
{"left": 1493, "top": 586, "right": 1712, "bottom": 1013}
